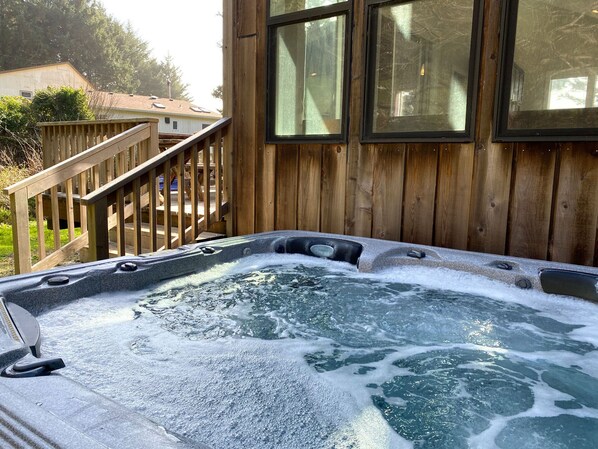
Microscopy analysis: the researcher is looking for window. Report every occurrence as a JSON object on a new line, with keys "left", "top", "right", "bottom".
{"left": 363, "top": 0, "right": 482, "bottom": 141}
{"left": 173, "top": 121, "right": 178, "bottom": 130}
{"left": 20, "top": 90, "right": 33, "bottom": 99}
{"left": 202, "top": 123, "right": 210, "bottom": 129}
{"left": 495, "top": 0, "right": 598, "bottom": 140}
{"left": 165, "top": 117, "right": 171, "bottom": 124}
{"left": 267, "top": 1, "right": 351, "bottom": 142}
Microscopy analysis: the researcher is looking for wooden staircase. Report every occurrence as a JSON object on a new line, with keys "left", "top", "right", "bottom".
{"left": 4, "top": 118, "right": 231, "bottom": 274}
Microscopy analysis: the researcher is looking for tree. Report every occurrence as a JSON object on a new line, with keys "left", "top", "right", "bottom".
{"left": 212, "top": 85, "right": 223, "bottom": 100}
{"left": 0, "top": 0, "right": 190, "bottom": 99}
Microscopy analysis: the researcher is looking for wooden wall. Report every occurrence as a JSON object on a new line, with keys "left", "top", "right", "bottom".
{"left": 227, "top": 0, "right": 598, "bottom": 267}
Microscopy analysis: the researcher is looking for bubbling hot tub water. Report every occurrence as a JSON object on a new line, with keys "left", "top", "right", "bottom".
{"left": 37, "top": 254, "right": 598, "bottom": 449}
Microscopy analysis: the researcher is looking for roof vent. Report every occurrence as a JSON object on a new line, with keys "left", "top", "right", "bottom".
{"left": 129, "top": 93, "right": 134, "bottom": 97}
{"left": 152, "top": 102, "right": 166, "bottom": 109}
{"left": 149, "top": 95, "right": 158, "bottom": 100}
{"left": 190, "top": 106, "right": 210, "bottom": 113}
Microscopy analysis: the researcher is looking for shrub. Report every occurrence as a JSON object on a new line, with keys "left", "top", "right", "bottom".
{"left": 30, "top": 87, "right": 95, "bottom": 123}
{"left": 0, "top": 164, "right": 32, "bottom": 224}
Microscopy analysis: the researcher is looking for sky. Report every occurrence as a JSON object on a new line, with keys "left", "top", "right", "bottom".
{"left": 98, "top": 0, "right": 223, "bottom": 112}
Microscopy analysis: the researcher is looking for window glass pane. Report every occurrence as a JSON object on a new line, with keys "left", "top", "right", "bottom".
{"left": 270, "top": 0, "right": 346, "bottom": 17}
{"left": 369, "top": 0, "right": 475, "bottom": 135}
{"left": 507, "top": 0, "right": 598, "bottom": 130}
{"left": 274, "top": 16, "right": 345, "bottom": 137}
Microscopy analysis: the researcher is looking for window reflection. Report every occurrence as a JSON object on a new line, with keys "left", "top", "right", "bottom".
{"left": 274, "top": 16, "right": 345, "bottom": 137}
{"left": 270, "top": 0, "right": 346, "bottom": 16}
{"left": 506, "top": 0, "right": 598, "bottom": 131}
{"left": 367, "top": 0, "right": 476, "bottom": 136}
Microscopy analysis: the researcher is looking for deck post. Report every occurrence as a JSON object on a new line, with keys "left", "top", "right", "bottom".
{"left": 149, "top": 121, "right": 160, "bottom": 159}
{"left": 10, "top": 189, "right": 32, "bottom": 274}
{"left": 87, "top": 197, "right": 109, "bottom": 261}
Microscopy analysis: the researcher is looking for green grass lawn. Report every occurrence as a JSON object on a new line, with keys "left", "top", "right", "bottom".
{"left": 0, "top": 221, "right": 81, "bottom": 278}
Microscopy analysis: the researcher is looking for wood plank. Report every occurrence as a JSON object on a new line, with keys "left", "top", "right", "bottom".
{"left": 10, "top": 189, "right": 32, "bottom": 274}
{"left": 223, "top": 0, "right": 234, "bottom": 237}
{"left": 178, "top": 152, "right": 186, "bottom": 246}
{"left": 87, "top": 197, "right": 109, "bottom": 261}
{"left": 468, "top": 0, "right": 514, "bottom": 256}
{"left": 79, "top": 171, "right": 88, "bottom": 232}
{"left": 149, "top": 169, "right": 158, "bottom": 252}
{"left": 233, "top": 36, "right": 257, "bottom": 235}
{"left": 468, "top": 142, "right": 514, "bottom": 255}
{"left": 402, "top": 144, "right": 439, "bottom": 245}
{"left": 191, "top": 145, "right": 200, "bottom": 240}
{"left": 320, "top": 144, "right": 347, "bottom": 234}
{"left": 202, "top": 140, "right": 211, "bottom": 231}
{"left": 163, "top": 160, "right": 172, "bottom": 248}
{"left": 32, "top": 233, "right": 89, "bottom": 272}
{"left": 35, "top": 194, "right": 46, "bottom": 260}
{"left": 297, "top": 145, "right": 322, "bottom": 232}
{"left": 116, "top": 188, "right": 126, "bottom": 256}
{"left": 214, "top": 130, "right": 223, "bottom": 220}
{"left": 253, "top": 0, "right": 271, "bottom": 233}
{"left": 275, "top": 144, "right": 299, "bottom": 230}
{"left": 434, "top": 144, "right": 475, "bottom": 249}
{"left": 237, "top": 0, "right": 257, "bottom": 37}
{"left": 345, "top": 0, "right": 366, "bottom": 236}
{"left": 372, "top": 144, "right": 405, "bottom": 241}
{"left": 255, "top": 143, "right": 276, "bottom": 232}
{"left": 133, "top": 178, "right": 142, "bottom": 255}
{"left": 65, "top": 178, "right": 76, "bottom": 242}
{"left": 50, "top": 186, "right": 61, "bottom": 251}
{"left": 549, "top": 143, "right": 598, "bottom": 265}
{"left": 507, "top": 143, "right": 557, "bottom": 260}
{"left": 353, "top": 144, "right": 375, "bottom": 237}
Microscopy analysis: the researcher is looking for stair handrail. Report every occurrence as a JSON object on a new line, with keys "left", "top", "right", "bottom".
{"left": 81, "top": 117, "right": 232, "bottom": 261}
{"left": 4, "top": 122, "right": 159, "bottom": 274}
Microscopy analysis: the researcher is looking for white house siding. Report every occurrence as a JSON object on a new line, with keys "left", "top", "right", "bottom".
{"left": 107, "top": 110, "right": 217, "bottom": 134}
{"left": 0, "top": 63, "right": 90, "bottom": 98}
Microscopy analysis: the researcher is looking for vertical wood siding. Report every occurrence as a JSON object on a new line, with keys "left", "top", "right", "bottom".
{"left": 229, "top": 0, "right": 598, "bottom": 266}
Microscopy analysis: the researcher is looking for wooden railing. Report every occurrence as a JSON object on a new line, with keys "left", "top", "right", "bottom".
{"left": 82, "top": 117, "right": 231, "bottom": 261}
{"left": 4, "top": 121, "right": 159, "bottom": 274}
{"left": 39, "top": 118, "right": 159, "bottom": 169}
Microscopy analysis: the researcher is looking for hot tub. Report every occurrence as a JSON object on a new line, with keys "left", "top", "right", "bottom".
{"left": 1, "top": 231, "right": 597, "bottom": 449}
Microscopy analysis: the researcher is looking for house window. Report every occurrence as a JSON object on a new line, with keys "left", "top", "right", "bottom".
{"left": 267, "top": 1, "right": 351, "bottom": 142}
{"left": 363, "top": 0, "right": 482, "bottom": 141}
{"left": 202, "top": 123, "right": 210, "bottom": 129}
{"left": 495, "top": 0, "right": 598, "bottom": 140}
{"left": 165, "top": 117, "right": 171, "bottom": 124}
{"left": 173, "top": 121, "right": 178, "bottom": 130}
{"left": 20, "top": 90, "right": 33, "bottom": 99}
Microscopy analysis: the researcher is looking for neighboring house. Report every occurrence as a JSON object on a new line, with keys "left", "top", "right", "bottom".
{"left": 0, "top": 63, "right": 220, "bottom": 134}
{"left": 97, "top": 92, "right": 220, "bottom": 134}
{"left": 0, "top": 62, "right": 92, "bottom": 98}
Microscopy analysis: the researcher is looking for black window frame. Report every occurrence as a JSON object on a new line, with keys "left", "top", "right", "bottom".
{"left": 361, "top": 0, "right": 484, "bottom": 143}
{"left": 494, "top": 0, "right": 598, "bottom": 142}
{"left": 266, "top": 1, "right": 353, "bottom": 144}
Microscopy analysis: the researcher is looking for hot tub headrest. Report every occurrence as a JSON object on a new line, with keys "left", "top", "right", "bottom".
{"left": 539, "top": 269, "right": 598, "bottom": 303}
{"left": 276, "top": 237, "right": 363, "bottom": 265}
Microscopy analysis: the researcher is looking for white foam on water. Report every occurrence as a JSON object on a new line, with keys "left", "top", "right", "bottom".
{"left": 37, "top": 254, "right": 598, "bottom": 449}
{"left": 38, "top": 293, "right": 409, "bottom": 448}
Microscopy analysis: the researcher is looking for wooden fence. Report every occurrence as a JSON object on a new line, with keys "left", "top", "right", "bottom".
{"left": 5, "top": 120, "right": 159, "bottom": 274}
{"left": 82, "top": 117, "right": 231, "bottom": 260}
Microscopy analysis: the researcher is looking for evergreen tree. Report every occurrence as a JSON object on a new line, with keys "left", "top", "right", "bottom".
{"left": 0, "top": 0, "right": 190, "bottom": 99}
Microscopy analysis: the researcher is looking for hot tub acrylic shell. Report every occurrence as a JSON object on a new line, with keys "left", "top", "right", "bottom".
{"left": 0, "top": 231, "right": 597, "bottom": 449}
